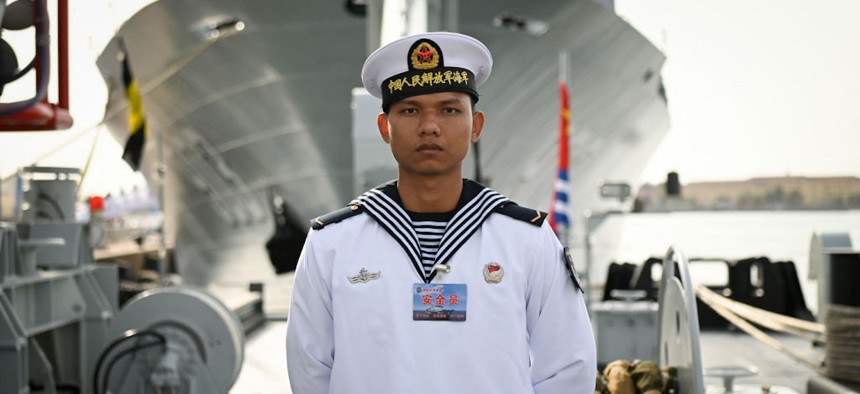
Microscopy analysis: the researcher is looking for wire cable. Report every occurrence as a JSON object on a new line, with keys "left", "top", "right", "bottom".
{"left": 92, "top": 330, "right": 167, "bottom": 394}
{"left": 0, "top": 57, "right": 36, "bottom": 85}
{"left": 101, "top": 340, "right": 165, "bottom": 394}
{"left": 36, "top": 192, "right": 65, "bottom": 221}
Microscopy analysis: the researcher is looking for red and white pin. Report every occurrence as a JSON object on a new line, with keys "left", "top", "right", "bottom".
{"left": 483, "top": 262, "right": 504, "bottom": 283}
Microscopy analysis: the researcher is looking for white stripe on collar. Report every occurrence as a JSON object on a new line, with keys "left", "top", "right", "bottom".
{"left": 352, "top": 183, "right": 509, "bottom": 283}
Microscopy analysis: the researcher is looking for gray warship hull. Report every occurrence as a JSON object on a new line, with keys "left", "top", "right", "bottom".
{"left": 97, "top": 0, "right": 669, "bottom": 313}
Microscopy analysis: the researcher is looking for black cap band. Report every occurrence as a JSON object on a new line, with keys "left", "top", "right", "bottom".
{"left": 381, "top": 67, "right": 478, "bottom": 112}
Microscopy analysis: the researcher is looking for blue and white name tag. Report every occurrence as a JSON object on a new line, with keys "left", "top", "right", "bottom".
{"left": 412, "top": 283, "right": 467, "bottom": 321}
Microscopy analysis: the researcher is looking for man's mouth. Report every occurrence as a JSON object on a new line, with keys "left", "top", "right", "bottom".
{"left": 417, "top": 143, "right": 443, "bottom": 152}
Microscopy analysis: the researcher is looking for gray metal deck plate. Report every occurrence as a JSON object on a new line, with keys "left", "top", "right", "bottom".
{"left": 700, "top": 330, "right": 823, "bottom": 392}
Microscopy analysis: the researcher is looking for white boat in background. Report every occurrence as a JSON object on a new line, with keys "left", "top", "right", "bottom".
{"left": 96, "top": 0, "right": 669, "bottom": 314}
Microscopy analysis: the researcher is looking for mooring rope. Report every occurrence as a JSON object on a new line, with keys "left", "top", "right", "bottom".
{"left": 695, "top": 284, "right": 823, "bottom": 370}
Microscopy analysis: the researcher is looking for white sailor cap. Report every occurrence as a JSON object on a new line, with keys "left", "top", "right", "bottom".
{"left": 361, "top": 31, "right": 493, "bottom": 112}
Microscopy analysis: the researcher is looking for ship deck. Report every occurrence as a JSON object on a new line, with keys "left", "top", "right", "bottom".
{"left": 230, "top": 320, "right": 854, "bottom": 394}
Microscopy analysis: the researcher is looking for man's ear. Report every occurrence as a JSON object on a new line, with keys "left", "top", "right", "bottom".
{"left": 471, "top": 111, "right": 485, "bottom": 143}
{"left": 377, "top": 113, "right": 391, "bottom": 144}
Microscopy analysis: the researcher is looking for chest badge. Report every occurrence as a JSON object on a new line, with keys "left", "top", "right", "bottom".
{"left": 348, "top": 267, "right": 381, "bottom": 284}
{"left": 483, "top": 262, "right": 504, "bottom": 284}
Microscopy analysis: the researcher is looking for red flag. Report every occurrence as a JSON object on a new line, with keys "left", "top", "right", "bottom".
{"left": 549, "top": 81, "right": 570, "bottom": 235}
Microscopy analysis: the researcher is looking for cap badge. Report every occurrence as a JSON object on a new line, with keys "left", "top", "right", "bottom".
{"left": 483, "top": 262, "right": 504, "bottom": 284}
{"left": 410, "top": 41, "right": 440, "bottom": 70}
{"left": 348, "top": 267, "right": 381, "bottom": 284}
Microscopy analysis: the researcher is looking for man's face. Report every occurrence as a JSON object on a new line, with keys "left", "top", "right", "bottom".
{"left": 378, "top": 92, "right": 484, "bottom": 179}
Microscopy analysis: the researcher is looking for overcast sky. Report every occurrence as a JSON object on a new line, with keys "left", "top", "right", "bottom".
{"left": 615, "top": 0, "right": 860, "bottom": 184}
{"left": 1, "top": 0, "right": 858, "bottom": 196}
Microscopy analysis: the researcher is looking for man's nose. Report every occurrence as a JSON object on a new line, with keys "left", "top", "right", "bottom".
{"left": 419, "top": 113, "right": 441, "bottom": 136}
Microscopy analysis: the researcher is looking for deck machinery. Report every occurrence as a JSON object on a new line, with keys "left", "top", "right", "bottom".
{"left": 0, "top": 167, "right": 245, "bottom": 393}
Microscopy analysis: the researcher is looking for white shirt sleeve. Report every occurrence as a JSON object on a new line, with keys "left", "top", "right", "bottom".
{"left": 527, "top": 222, "right": 597, "bottom": 394}
{"left": 287, "top": 231, "right": 334, "bottom": 394}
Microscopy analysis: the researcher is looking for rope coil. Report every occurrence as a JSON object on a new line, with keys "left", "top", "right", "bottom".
{"left": 823, "top": 304, "right": 860, "bottom": 383}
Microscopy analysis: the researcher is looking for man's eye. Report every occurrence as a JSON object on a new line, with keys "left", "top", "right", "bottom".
{"left": 443, "top": 108, "right": 460, "bottom": 114}
{"left": 401, "top": 108, "right": 418, "bottom": 114}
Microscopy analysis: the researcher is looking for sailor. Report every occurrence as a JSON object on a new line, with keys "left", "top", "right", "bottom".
{"left": 287, "top": 31, "right": 596, "bottom": 393}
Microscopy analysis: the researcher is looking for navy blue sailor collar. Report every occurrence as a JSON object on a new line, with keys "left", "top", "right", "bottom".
{"left": 352, "top": 179, "right": 509, "bottom": 283}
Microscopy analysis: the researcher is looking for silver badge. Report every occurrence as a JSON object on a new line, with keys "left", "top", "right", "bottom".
{"left": 483, "top": 262, "right": 503, "bottom": 283}
{"left": 347, "top": 267, "right": 381, "bottom": 284}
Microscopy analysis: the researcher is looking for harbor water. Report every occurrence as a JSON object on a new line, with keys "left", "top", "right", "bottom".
{"left": 584, "top": 209, "right": 860, "bottom": 317}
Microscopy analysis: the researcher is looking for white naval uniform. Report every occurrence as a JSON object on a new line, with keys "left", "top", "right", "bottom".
{"left": 287, "top": 182, "right": 596, "bottom": 394}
